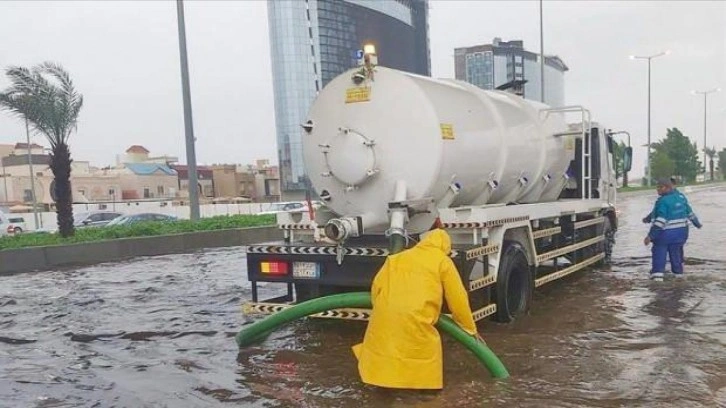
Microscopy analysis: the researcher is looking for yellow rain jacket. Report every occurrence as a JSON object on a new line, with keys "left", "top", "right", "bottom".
{"left": 352, "top": 229, "right": 478, "bottom": 389}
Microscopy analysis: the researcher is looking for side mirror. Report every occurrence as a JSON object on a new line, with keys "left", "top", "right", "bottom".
{"left": 623, "top": 147, "right": 633, "bottom": 172}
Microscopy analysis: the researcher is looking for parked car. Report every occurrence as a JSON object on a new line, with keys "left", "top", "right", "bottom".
{"left": 6, "top": 216, "right": 27, "bottom": 234}
{"left": 74, "top": 211, "right": 124, "bottom": 228}
{"left": 0, "top": 213, "right": 26, "bottom": 235}
{"left": 105, "top": 213, "right": 177, "bottom": 227}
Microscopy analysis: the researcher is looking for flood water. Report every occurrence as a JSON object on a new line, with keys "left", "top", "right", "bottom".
{"left": 1, "top": 187, "right": 725, "bottom": 407}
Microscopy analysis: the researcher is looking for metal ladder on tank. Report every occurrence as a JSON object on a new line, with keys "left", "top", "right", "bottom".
{"left": 540, "top": 106, "right": 592, "bottom": 199}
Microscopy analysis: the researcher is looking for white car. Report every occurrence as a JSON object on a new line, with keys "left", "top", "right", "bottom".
{"left": 0, "top": 212, "right": 29, "bottom": 235}
{"left": 6, "top": 216, "right": 27, "bottom": 234}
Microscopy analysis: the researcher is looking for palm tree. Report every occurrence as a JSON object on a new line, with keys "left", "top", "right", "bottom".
{"left": 0, "top": 62, "right": 83, "bottom": 237}
{"left": 705, "top": 147, "right": 717, "bottom": 182}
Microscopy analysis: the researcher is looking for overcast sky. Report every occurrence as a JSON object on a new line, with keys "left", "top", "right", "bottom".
{"left": 0, "top": 1, "right": 724, "bottom": 177}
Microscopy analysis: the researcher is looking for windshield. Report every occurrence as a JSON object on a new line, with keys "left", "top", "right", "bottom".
{"left": 106, "top": 216, "right": 128, "bottom": 226}
{"left": 73, "top": 212, "right": 90, "bottom": 225}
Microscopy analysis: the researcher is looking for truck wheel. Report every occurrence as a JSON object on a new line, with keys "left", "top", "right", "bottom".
{"left": 13, "top": 227, "right": 22, "bottom": 234}
{"left": 494, "top": 241, "right": 532, "bottom": 323}
{"left": 595, "top": 216, "right": 614, "bottom": 266}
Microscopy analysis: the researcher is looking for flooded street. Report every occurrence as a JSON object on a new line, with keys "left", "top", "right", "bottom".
{"left": 1, "top": 187, "right": 725, "bottom": 407}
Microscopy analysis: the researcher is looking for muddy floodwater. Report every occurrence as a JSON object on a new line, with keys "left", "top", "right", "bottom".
{"left": 1, "top": 187, "right": 725, "bottom": 407}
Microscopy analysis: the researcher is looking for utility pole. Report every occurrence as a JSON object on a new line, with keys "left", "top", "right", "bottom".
{"left": 630, "top": 50, "right": 669, "bottom": 186}
{"left": 692, "top": 88, "right": 720, "bottom": 180}
{"left": 2, "top": 161, "right": 7, "bottom": 204}
{"left": 176, "top": 0, "right": 200, "bottom": 221}
{"left": 25, "top": 118, "right": 40, "bottom": 230}
{"left": 539, "top": 0, "right": 545, "bottom": 103}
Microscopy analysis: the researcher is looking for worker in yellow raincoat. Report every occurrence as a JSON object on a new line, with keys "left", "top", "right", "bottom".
{"left": 352, "top": 228, "right": 480, "bottom": 389}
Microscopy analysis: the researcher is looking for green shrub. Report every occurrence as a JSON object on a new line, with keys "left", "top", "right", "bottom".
{"left": 0, "top": 214, "right": 275, "bottom": 250}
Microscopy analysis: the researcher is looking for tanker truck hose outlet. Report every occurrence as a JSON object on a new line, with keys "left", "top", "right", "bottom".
{"left": 236, "top": 292, "right": 510, "bottom": 380}
{"left": 324, "top": 217, "right": 362, "bottom": 243}
{"left": 324, "top": 219, "right": 347, "bottom": 242}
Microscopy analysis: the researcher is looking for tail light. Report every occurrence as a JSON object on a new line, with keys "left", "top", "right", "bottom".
{"left": 260, "top": 261, "right": 289, "bottom": 276}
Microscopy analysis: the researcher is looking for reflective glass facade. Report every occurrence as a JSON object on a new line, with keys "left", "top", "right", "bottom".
{"left": 268, "top": 0, "right": 430, "bottom": 195}
{"left": 455, "top": 39, "right": 568, "bottom": 107}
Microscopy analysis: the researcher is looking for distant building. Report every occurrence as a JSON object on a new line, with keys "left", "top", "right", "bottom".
{"left": 211, "top": 159, "right": 281, "bottom": 203}
{"left": 268, "top": 0, "right": 431, "bottom": 198}
{"left": 115, "top": 163, "right": 177, "bottom": 200}
{"left": 119, "top": 145, "right": 178, "bottom": 166}
{"left": 1, "top": 142, "right": 279, "bottom": 205}
{"left": 172, "top": 165, "right": 215, "bottom": 199}
{"left": 454, "top": 38, "right": 568, "bottom": 107}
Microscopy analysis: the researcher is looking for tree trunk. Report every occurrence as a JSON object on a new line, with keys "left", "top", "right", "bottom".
{"left": 709, "top": 159, "right": 714, "bottom": 182}
{"left": 50, "top": 142, "right": 75, "bottom": 237}
{"left": 623, "top": 171, "right": 629, "bottom": 188}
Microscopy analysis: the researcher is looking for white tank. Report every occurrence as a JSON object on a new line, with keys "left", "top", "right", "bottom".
{"left": 303, "top": 66, "right": 574, "bottom": 234}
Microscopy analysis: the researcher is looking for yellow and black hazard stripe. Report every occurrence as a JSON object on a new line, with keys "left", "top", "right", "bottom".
{"left": 246, "top": 245, "right": 389, "bottom": 256}
{"left": 243, "top": 302, "right": 371, "bottom": 321}
{"left": 465, "top": 244, "right": 500, "bottom": 260}
{"left": 247, "top": 245, "right": 459, "bottom": 258}
{"left": 279, "top": 224, "right": 315, "bottom": 230}
{"left": 441, "top": 215, "right": 530, "bottom": 229}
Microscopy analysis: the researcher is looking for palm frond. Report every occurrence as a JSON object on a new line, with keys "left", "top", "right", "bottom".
{"left": 0, "top": 62, "right": 83, "bottom": 148}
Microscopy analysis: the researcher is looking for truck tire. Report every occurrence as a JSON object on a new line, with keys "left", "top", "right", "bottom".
{"left": 594, "top": 215, "right": 614, "bottom": 266}
{"left": 494, "top": 241, "right": 532, "bottom": 323}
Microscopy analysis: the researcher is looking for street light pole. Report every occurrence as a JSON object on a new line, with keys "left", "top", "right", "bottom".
{"left": 630, "top": 50, "right": 669, "bottom": 186}
{"left": 25, "top": 117, "right": 40, "bottom": 230}
{"left": 539, "top": 0, "right": 545, "bottom": 103}
{"left": 1, "top": 160, "right": 7, "bottom": 204}
{"left": 692, "top": 88, "right": 720, "bottom": 180}
{"left": 176, "top": 0, "right": 200, "bottom": 221}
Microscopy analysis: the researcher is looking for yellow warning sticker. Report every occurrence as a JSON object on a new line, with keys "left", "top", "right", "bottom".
{"left": 440, "top": 123, "right": 455, "bottom": 140}
{"left": 345, "top": 87, "right": 371, "bottom": 103}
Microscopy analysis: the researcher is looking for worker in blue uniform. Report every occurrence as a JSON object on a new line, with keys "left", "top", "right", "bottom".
{"left": 641, "top": 177, "right": 680, "bottom": 224}
{"left": 643, "top": 178, "right": 702, "bottom": 280}
{"left": 642, "top": 177, "right": 688, "bottom": 264}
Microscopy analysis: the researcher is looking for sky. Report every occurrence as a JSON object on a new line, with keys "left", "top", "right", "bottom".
{"left": 0, "top": 0, "right": 724, "bottom": 178}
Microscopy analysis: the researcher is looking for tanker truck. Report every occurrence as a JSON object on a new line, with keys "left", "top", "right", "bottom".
{"left": 245, "top": 62, "right": 633, "bottom": 324}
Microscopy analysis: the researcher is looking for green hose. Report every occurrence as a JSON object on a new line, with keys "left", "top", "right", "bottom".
{"left": 236, "top": 292, "right": 509, "bottom": 379}
{"left": 389, "top": 234, "right": 406, "bottom": 254}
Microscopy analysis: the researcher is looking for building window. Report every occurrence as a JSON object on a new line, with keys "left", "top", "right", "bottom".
{"left": 23, "top": 189, "right": 33, "bottom": 203}
{"left": 143, "top": 188, "right": 150, "bottom": 199}
{"left": 157, "top": 186, "right": 164, "bottom": 196}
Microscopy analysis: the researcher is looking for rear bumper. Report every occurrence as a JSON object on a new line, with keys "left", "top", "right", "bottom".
{"left": 246, "top": 245, "right": 387, "bottom": 289}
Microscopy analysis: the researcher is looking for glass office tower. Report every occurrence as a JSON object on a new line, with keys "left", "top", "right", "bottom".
{"left": 268, "top": 0, "right": 430, "bottom": 197}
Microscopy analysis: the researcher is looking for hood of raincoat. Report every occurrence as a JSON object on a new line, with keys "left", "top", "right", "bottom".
{"left": 417, "top": 229, "right": 451, "bottom": 255}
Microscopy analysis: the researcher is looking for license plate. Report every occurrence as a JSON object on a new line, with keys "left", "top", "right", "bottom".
{"left": 293, "top": 262, "right": 320, "bottom": 279}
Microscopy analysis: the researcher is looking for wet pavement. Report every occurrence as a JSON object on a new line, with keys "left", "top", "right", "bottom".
{"left": 1, "top": 186, "right": 725, "bottom": 407}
